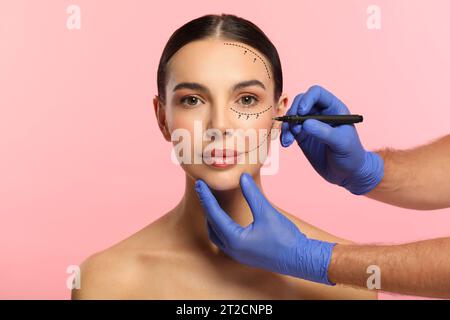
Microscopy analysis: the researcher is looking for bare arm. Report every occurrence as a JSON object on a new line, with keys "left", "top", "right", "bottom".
{"left": 367, "top": 134, "right": 450, "bottom": 210}
{"left": 327, "top": 135, "right": 450, "bottom": 298}
{"left": 328, "top": 237, "right": 450, "bottom": 299}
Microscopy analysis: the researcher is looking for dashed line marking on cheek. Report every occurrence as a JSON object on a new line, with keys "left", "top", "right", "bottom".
{"left": 223, "top": 42, "right": 271, "bottom": 79}
{"left": 244, "top": 120, "right": 276, "bottom": 154}
{"left": 230, "top": 105, "right": 273, "bottom": 120}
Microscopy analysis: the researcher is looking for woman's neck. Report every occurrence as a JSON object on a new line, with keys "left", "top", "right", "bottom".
{"left": 172, "top": 172, "right": 266, "bottom": 249}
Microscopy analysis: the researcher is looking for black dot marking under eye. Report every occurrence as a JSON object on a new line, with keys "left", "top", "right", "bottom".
{"left": 230, "top": 105, "right": 273, "bottom": 120}
{"left": 223, "top": 42, "right": 271, "bottom": 79}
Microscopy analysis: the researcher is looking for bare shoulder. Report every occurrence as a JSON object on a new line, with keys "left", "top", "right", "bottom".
{"left": 274, "top": 206, "right": 354, "bottom": 245}
{"left": 71, "top": 248, "right": 134, "bottom": 299}
{"left": 72, "top": 214, "right": 172, "bottom": 299}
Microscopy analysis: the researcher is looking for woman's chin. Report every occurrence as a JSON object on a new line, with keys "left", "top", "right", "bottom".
{"left": 186, "top": 164, "right": 259, "bottom": 191}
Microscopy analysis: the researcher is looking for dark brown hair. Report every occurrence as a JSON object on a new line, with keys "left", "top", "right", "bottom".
{"left": 156, "top": 13, "right": 283, "bottom": 105}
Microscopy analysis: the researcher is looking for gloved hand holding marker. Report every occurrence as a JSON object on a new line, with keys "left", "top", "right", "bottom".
{"left": 280, "top": 85, "right": 384, "bottom": 195}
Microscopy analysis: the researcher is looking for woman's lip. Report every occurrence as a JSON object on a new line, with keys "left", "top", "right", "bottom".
{"left": 202, "top": 149, "right": 244, "bottom": 168}
{"left": 210, "top": 149, "right": 239, "bottom": 158}
{"left": 201, "top": 149, "right": 242, "bottom": 160}
{"left": 209, "top": 156, "right": 240, "bottom": 167}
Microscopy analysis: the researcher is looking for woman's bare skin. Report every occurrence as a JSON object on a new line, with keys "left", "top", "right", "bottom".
{"left": 72, "top": 177, "right": 377, "bottom": 300}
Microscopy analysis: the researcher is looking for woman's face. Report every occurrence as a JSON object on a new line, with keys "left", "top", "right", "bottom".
{"left": 155, "top": 38, "right": 288, "bottom": 190}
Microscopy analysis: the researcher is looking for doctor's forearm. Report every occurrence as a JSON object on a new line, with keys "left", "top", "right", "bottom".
{"left": 366, "top": 134, "right": 450, "bottom": 210}
{"left": 327, "top": 238, "right": 450, "bottom": 299}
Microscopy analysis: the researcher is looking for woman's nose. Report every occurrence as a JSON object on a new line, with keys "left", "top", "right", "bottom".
{"left": 206, "top": 103, "right": 232, "bottom": 138}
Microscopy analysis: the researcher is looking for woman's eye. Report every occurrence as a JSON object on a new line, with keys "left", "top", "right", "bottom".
{"left": 181, "top": 96, "right": 202, "bottom": 107}
{"left": 238, "top": 95, "right": 259, "bottom": 107}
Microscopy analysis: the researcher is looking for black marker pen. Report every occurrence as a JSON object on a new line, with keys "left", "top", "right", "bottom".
{"left": 272, "top": 114, "right": 363, "bottom": 125}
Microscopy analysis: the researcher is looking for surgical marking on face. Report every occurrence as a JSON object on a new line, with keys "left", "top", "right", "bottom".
{"left": 223, "top": 42, "right": 271, "bottom": 79}
{"left": 230, "top": 105, "right": 273, "bottom": 120}
{"left": 244, "top": 120, "right": 276, "bottom": 154}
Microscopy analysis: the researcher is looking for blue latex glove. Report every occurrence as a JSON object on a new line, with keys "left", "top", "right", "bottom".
{"left": 195, "top": 172, "right": 336, "bottom": 285}
{"left": 280, "top": 85, "right": 384, "bottom": 195}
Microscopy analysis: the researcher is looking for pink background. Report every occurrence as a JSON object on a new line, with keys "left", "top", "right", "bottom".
{"left": 1, "top": 0, "right": 449, "bottom": 299}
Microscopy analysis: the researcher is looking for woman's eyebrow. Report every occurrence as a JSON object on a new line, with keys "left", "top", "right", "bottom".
{"left": 172, "top": 79, "right": 266, "bottom": 93}
{"left": 232, "top": 79, "right": 266, "bottom": 91}
{"left": 173, "top": 82, "right": 209, "bottom": 93}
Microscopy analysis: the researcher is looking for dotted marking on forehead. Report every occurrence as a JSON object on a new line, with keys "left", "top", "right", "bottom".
{"left": 230, "top": 105, "right": 273, "bottom": 120}
{"left": 223, "top": 42, "right": 271, "bottom": 80}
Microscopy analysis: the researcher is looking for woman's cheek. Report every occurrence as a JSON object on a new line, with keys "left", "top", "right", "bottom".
{"left": 167, "top": 107, "right": 201, "bottom": 138}
{"left": 228, "top": 107, "right": 275, "bottom": 150}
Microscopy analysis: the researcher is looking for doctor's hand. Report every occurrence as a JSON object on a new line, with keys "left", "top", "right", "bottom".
{"left": 280, "top": 85, "right": 384, "bottom": 195}
{"left": 194, "top": 173, "right": 336, "bottom": 286}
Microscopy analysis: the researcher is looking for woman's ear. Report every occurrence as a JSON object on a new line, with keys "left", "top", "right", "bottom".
{"left": 275, "top": 93, "right": 289, "bottom": 117}
{"left": 270, "top": 93, "right": 288, "bottom": 140}
{"left": 153, "top": 95, "right": 171, "bottom": 142}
